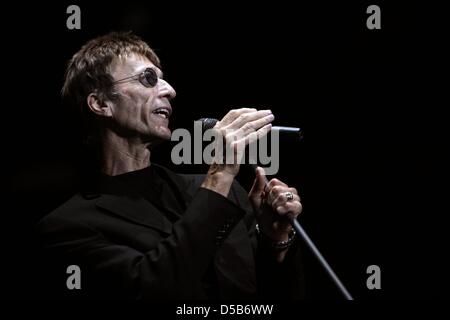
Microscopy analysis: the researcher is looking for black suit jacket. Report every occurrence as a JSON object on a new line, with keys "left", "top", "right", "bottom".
{"left": 36, "top": 165, "right": 304, "bottom": 300}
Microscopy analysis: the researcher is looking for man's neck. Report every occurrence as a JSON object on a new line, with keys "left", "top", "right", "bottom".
{"left": 100, "top": 130, "right": 151, "bottom": 176}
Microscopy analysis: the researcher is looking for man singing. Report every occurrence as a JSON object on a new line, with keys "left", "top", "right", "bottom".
{"left": 37, "top": 31, "right": 304, "bottom": 299}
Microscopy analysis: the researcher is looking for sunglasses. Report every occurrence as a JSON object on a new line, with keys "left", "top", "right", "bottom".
{"left": 112, "top": 67, "right": 159, "bottom": 88}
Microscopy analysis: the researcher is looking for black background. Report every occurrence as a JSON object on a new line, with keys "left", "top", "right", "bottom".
{"left": 4, "top": 1, "right": 448, "bottom": 300}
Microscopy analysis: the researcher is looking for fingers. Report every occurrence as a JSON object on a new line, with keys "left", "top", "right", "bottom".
{"left": 275, "top": 201, "right": 302, "bottom": 216}
{"left": 271, "top": 189, "right": 300, "bottom": 209}
{"left": 265, "top": 179, "right": 289, "bottom": 195}
{"left": 249, "top": 167, "right": 267, "bottom": 195}
{"left": 227, "top": 110, "right": 273, "bottom": 131}
{"left": 233, "top": 123, "right": 272, "bottom": 148}
{"left": 219, "top": 108, "right": 257, "bottom": 127}
{"left": 263, "top": 181, "right": 302, "bottom": 217}
{"left": 234, "top": 114, "right": 274, "bottom": 138}
{"left": 225, "top": 123, "right": 272, "bottom": 166}
{"left": 217, "top": 108, "right": 274, "bottom": 137}
{"left": 268, "top": 186, "right": 298, "bottom": 208}
{"left": 207, "top": 108, "right": 273, "bottom": 177}
{"left": 213, "top": 108, "right": 275, "bottom": 165}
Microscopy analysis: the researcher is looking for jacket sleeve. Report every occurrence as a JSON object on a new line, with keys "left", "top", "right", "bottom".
{"left": 255, "top": 237, "right": 305, "bottom": 299}
{"left": 37, "top": 187, "right": 245, "bottom": 299}
{"left": 229, "top": 181, "right": 306, "bottom": 299}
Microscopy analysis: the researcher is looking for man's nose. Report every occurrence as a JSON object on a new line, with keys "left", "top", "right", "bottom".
{"left": 158, "top": 79, "right": 176, "bottom": 100}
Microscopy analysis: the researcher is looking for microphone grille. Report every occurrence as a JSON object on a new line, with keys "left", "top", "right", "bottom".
{"left": 198, "top": 118, "right": 219, "bottom": 131}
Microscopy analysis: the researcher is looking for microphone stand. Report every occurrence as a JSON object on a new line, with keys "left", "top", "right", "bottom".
{"left": 248, "top": 164, "right": 354, "bottom": 300}
{"left": 200, "top": 118, "right": 353, "bottom": 299}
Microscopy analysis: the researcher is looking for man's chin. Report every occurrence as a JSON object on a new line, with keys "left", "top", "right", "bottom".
{"left": 144, "top": 128, "right": 171, "bottom": 147}
{"left": 159, "top": 128, "right": 172, "bottom": 141}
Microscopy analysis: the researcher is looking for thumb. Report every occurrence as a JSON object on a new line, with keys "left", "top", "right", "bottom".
{"left": 249, "top": 166, "right": 267, "bottom": 199}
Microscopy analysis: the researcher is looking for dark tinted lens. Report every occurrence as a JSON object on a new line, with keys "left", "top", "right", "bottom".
{"left": 142, "top": 68, "right": 158, "bottom": 87}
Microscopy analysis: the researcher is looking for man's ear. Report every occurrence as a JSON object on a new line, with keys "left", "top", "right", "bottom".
{"left": 87, "top": 93, "right": 113, "bottom": 117}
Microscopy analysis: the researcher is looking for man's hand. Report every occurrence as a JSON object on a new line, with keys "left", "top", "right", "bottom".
{"left": 249, "top": 167, "right": 302, "bottom": 261}
{"left": 201, "top": 108, "right": 273, "bottom": 197}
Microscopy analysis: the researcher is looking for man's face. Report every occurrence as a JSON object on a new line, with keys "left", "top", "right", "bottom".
{"left": 108, "top": 53, "right": 176, "bottom": 144}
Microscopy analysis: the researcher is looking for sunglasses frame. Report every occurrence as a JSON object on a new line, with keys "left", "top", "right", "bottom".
{"left": 112, "top": 67, "right": 158, "bottom": 88}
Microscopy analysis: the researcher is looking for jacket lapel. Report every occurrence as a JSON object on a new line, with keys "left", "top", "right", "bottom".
{"left": 95, "top": 194, "right": 173, "bottom": 235}
{"left": 91, "top": 172, "right": 173, "bottom": 235}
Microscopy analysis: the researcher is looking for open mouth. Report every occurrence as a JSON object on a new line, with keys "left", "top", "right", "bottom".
{"left": 152, "top": 107, "right": 171, "bottom": 119}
